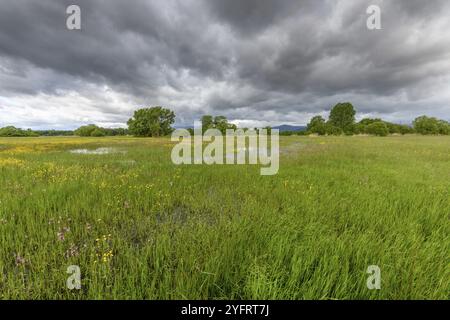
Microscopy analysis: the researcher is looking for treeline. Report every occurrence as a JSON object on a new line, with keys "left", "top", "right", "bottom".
{"left": 74, "top": 125, "right": 129, "bottom": 137}
{"left": 0, "top": 125, "right": 128, "bottom": 137}
{"left": 36, "top": 130, "right": 74, "bottom": 136}
{"left": 1, "top": 104, "right": 449, "bottom": 137}
{"left": 0, "top": 126, "right": 40, "bottom": 137}
{"left": 301, "top": 103, "right": 450, "bottom": 136}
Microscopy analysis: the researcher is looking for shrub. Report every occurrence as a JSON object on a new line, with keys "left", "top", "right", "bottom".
{"left": 413, "top": 116, "right": 440, "bottom": 135}
{"left": 366, "top": 122, "right": 389, "bottom": 136}
{"left": 74, "top": 124, "right": 99, "bottom": 137}
{"left": 437, "top": 120, "right": 450, "bottom": 135}
{"left": 325, "top": 123, "right": 343, "bottom": 135}
{"left": 307, "top": 116, "right": 326, "bottom": 135}
{"left": 91, "top": 128, "right": 106, "bottom": 137}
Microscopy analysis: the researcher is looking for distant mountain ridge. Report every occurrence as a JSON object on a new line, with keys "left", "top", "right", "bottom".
{"left": 272, "top": 125, "right": 306, "bottom": 132}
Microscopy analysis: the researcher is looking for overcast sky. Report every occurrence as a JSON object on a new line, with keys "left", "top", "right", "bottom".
{"left": 0, "top": 0, "right": 449, "bottom": 129}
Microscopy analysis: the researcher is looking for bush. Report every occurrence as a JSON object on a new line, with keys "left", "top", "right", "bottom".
{"left": 74, "top": 124, "right": 99, "bottom": 137}
{"left": 325, "top": 123, "right": 343, "bottom": 135}
{"left": 74, "top": 125, "right": 127, "bottom": 137}
{"left": 306, "top": 116, "right": 327, "bottom": 135}
{"left": 366, "top": 122, "right": 389, "bottom": 136}
{"left": 437, "top": 120, "right": 450, "bottom": 135}
{"left": 398, "top": 125, "right": 415, "bottom": 135}
{"left": 91, "top": 128, "right": 106, "bottom": 137}
{"left": 413, "top": 116, "right": 440, "bottom": 135}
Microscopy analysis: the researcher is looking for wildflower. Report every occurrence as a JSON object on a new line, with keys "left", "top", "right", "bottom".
{"left": 65, "top": 244, "right": 79, "bottom": 258}
{"left": 57, "top": 226, "right": 70, "bottom": 241}
{"left": 57, "top": 231, "right": 65, "bottom": 241}
{"left": 101, "top": 250, "right": 114, "bottom": 263}
{"left": 14, "top": 253, "right": 26, "bottom": 267}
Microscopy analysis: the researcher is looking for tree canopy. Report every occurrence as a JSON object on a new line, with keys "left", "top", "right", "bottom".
{"left": 366, "top": 121, "right": 389, "bottom": 136}
{"left": 74, "top": 124, "right": 99, "bottom": 137}
{"left": 201, "top": 115, "right": 237, "bottom": 134}
{"left": 328, "top": 103, "right": 356, "bottom": 132}
{"left": 306, "top": 116, "right": 326, "bottom": 135}
{"left": 413, "top": 116, "right": 450, "bottom": 135}
{"left": 127, "top": 107, "right": 175, "bottom": 137}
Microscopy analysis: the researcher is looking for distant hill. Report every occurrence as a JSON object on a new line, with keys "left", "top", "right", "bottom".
{"left": 272, "top": 125, "right": 306, "bottom": 132}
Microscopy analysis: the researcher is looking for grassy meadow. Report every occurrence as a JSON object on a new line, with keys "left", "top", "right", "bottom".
{"left": 0, "top": 135, "right": 448, "bottom": 299}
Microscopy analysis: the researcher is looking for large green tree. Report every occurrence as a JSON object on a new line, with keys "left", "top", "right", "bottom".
{"left": 127, "top": 107, "right": 175, "bottom": 137}
{"left": 328, "top": 103, "right": 356, "bottom": 132}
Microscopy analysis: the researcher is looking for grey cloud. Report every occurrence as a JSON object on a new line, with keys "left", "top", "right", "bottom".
{"left": 0, "top": 0, "right": 449, "bottom": 129}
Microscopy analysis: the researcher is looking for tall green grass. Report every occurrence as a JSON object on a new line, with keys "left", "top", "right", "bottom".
{"left": 0, "top": 135, "right": 448, "bottom": 299}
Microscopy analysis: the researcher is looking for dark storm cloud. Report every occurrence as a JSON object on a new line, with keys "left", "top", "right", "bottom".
{"left": 202, "top": 0, "right": 324, "bottom": 36}
{"left": 0, "top": 0, "right": 449, "bottom": 128}
{"left": 0, "top": 0, "right": 234, "bottom": 95}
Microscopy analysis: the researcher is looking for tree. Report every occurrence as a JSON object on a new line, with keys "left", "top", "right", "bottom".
{"left": 413, "top": 116, "right": 440, "bottom": 135}
{"left": 328, "top": 103, "right": 356, "bottom": 132}
{"left": 201, "top": 115, "right": 214, "bottom": 133}
{"left": 127, "top": 107, "right": 175, "bottom": 137}
{"left": 437, "top": 120, "right": 450, "bottom": 135}
{"left": 214, "top": 116, "right": 236, "bottom": 134}
{"left": 307, "top": 116, "right": 326, "bottom": 135}
{"left": 366, "top": 121, "right": 389, "bottom": 136}
{"left": 200, "top": 115, "right": 236, "bottom": 134}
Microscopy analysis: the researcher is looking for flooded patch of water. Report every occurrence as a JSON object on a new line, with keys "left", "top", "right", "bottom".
{"left": 69, "top": 147, "right": 126, "bottom": 155}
